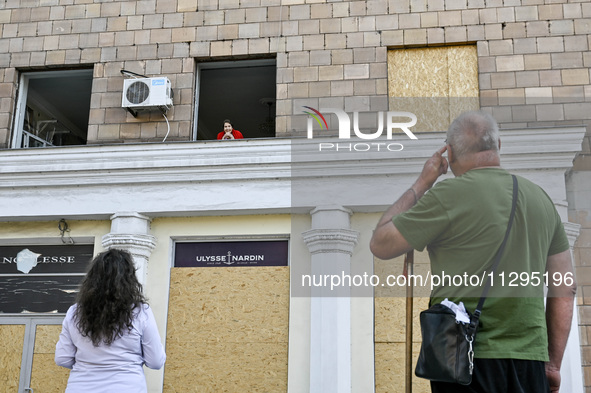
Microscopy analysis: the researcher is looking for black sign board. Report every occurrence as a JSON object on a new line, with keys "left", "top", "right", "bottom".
{"left": 175, "top": 240, "right": 288, "bottom": 267}
{"left": 0, "top": 244, "right": 94, "bottom": 313}
{"left": 0, "top": 244, "right": 93, "bottom": 275}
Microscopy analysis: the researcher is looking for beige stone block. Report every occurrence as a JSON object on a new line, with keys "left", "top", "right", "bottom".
{"left": 364, "top": 31, "right": 381, "bottom": 47}
{"left": 497, "top": 7, "right": 515, "bottom": 23}
{"left": 294, "top": 66, "right": 319, "bottom": 83}
{"left": 346, "top": 32, "right": 364, "bottom": 48}
{"left": 535, "top": 103, "right": 564, "bottom": 121}
{"left": 467, "top": 25, "right": 485, "bottom": 41}
{"left": 503, "top": 22, "right": 527, "bottom": 39}
{"left": 525, "top": 86, "right": 552, "bottom": 104}
{"left": 574, "top": 19, "right": 591, "bottom": 35}
{"left": 210, "top": 40, "right": 231, "bottom": 56}
{"left": 438, "top": 10, "right": 462, "bottom": 26}
{"left": 309, "top": 81, "right": 331, "bottom": 97}
{"left": 552, "top": 52, "right": 584, "bottom": 69}
{"left": 325, "top": 33, "right": 346, "bottom": 49}
{"left": 563, "top": 4, "right": 582, "bottom": 19}
{"left": 480, "top": 89, "right": 498, "bottom": 106}
{"left": 526, "top": 20, "right": 550, "bottom": 37}
{"left": 564, "top": 35, "right": 588, "bottom": 52}
{"left": 491, "top": 72, "right": 516, "bottom": 89}
{"left": 564, "top": 102, "right": 591, "bottom": 120}
{"left": 420, "top": 12, "right": 438, "bottom": 28}
{"left": 515, "top": 70, "right": 540, "bottom": 87}
{"left": 303, "top": 35, "right": 324, "bottom": 50}
{"left": 428, "top": 0, "right": 445, "bottom": 11}
{"left": 400, "top": 13, "right": 421, "bottom": 29}
{"left": 359, "top": 16, "right": 377, "bottom": 32}
{"left": 178, "top": 0, "right": 198, "bottom": 12}
{"left": 445, "top": 26, "right": 466, "bottom": 42}
{"left": 498, "top": 87, "right": 525, "bottom": 105}
{"left": 515, "top": 5, "right": 538, "bottom": 22}
{"left": 536, "top": 36, "right": 564, "bottom": 53}
{"left": 0, "top": 10, "right": 11, "bottom": 24}
{"left": 382, "top": 30, "right": 404, "bottom": 46}
{"left": 513, "top": 37, "right": 537, "bottom": 54}
{"left": 539, "top": 70, "right": 562, "bottom": 86}
{"left": 479, "top": 8, "right": 497, "bottom": 24}
{"left": 550, "top": 20, "right": 574, "bottom": 36}
{"left": 331, "top": 80, "right": 354, "bottom": 96}
{"left": 427, "top": 27, "right": 444, "bottom": 44}
{"left": 404, "top": 29, "right": 427, "bottom": 45}
{"left": 489, "top": 39, "right": 514, "bottom": 56}
{"left": 524, "top": 53, "right": 551, "bottom": 70}
{"left": 484, "top": 23, "right": 503, "bottom": 40}
{"left": 410, "top": 0, "right": 427, "bottom": 12}
{"left": 287, "top": 82, "right": 309, "bottom": 98}
{"left": 461, "top": 9, "right": 479, "bottom": 25}
{"left": 478, "top": 56, "right": 496, "bottom": 73}
{"left": 344, "top": 64, "right": 370, "bottom": 80}
{"left": 496, "top": 55, "right": 524, "bottom": 72}
{"left": 97, "top": 124, "right": 120, "bottom": 140}
{"left": 320, "top": 19, "right": 341, "bottom": 34}
{"left": 368, "top": 0, "right": 389, "bottom": 15}
{"left": 562, "top": 69, "right": 590, "bottom": 86}
{"left": 172, "top": 27, "right": 196, "bottom": 42}
{"left": 538, "top": 4, "right": 563, "bottom": 20}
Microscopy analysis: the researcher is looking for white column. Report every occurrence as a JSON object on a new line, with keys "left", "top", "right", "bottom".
{"left": 101, "top": 212, "right": 157, "bottom": 286}
{"left": 302, "top": 206, "right": 359, "bottom": 393}
{"left": 559, "top": 221, "right": 584, "bottom": 393}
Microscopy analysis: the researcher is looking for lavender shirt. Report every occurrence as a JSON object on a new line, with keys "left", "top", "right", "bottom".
{"left": 55, "top": 303, "right": 166, "bottom": 393}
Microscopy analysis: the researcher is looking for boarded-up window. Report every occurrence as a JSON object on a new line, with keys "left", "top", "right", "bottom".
{"left": 388, "top": 46, "right": 479, "bottom": 132}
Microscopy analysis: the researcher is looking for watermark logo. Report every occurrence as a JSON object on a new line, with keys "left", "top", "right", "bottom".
{"left": 303, "top": 107, "right": 418, "bottom": 140}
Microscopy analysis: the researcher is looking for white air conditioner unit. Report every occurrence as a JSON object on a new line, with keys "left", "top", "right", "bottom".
{"left": 121, "top": 77, "right": 173, "bottom": 112}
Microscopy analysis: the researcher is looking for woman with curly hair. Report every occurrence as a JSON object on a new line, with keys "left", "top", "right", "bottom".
{"left": 55, "top": 249, "right": 166, "bottom": 392}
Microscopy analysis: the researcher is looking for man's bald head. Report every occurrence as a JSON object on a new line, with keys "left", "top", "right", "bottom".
{"left": 446, "top": 111, "right": 500, "bottom": 159}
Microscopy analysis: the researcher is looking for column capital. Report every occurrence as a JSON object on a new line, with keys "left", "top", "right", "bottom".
{"left": 564, "top": 221, "right": 581, "bottom": 248}
{"left": 302, "top": 228, "right": 359, "bottom": 256}
{"left": 101, "top": 212, "right": 156, "bottom": 285}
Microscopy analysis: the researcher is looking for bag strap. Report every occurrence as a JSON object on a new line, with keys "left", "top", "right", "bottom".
{"left": 467, "top": 174, "right": 518, "bottom": 336}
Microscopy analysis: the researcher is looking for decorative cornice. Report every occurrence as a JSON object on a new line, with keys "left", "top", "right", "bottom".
{"left": 563, "top": 221, "right": 582, "bottom": 248}
{"left": 0, "top": 127, "right": 584, "bottom": 219}
{"left": 302, "top": 229, "right": 360, "bottom": 256}
{"left": 101, "top": 233, "right": 157, "bottom": 258}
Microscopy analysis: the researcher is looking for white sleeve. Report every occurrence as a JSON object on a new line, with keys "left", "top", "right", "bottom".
{"left": 55, "top": 306, "right": 77, "bottom": 369}
{"left": 141, "top": 305, "right": 166, "bottom": 369}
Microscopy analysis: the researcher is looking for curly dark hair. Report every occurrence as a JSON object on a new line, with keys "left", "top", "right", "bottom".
{"left": 75, "top": 249, "right": 146, "bottom": 346}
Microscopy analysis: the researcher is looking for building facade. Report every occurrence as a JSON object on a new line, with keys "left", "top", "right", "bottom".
{"left": 0, "top": 0, "right": 589, "bottom": 392}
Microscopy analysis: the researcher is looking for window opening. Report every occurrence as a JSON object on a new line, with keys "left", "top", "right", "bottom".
{"left": 195, "top": 59, "right": 276, "bottom": 140}
{"left": 12, "top": 69, "right": 92, "bottom": 148}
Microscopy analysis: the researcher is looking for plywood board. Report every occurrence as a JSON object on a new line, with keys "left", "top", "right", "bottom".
{"left": 388, "top": 46, "right": 479, "bottom": 133}
{"left": 30, "top": 324, "right": 69, "bottom": 392}
{"left": 375, "top": 251, "right": 431, "bottom": 393}
{"left": 375, "top": 342, "right": 430, "bottom": 393}
{"left": 164, "top": 267, "right": 289, "bottom": 393}
{"left": 0, "top": 325, "right": 25, "bottom": 393}
{"left": 30, "top": 353, "right": 69, "bottom": 393}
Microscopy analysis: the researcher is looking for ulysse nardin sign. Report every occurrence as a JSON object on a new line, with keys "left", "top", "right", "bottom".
{"left": 0, "top": 244, "right": 94, "bottom": 313}
{"left": 175, "top": 240, "right": 288, "bottom": 267}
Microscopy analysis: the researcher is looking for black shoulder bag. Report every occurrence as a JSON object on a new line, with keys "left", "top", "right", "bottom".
{"left": 415, "top": 174, "right": 518, "bottom": 385}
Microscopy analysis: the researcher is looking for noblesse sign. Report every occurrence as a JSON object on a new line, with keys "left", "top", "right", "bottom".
{"left": 0, "top": 244, "right": 94, "bottom": 313}
{"left": 175, "top": 240, "right": 288, "bottom": 267}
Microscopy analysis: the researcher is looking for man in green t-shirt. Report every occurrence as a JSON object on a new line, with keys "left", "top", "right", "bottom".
{"left": 370, "top": 110, "right": 575, "bottom": 393}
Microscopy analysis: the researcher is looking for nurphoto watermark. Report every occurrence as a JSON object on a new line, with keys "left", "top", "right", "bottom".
{"left": 303, "top": 107, "right": 418, "bottom": 152}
